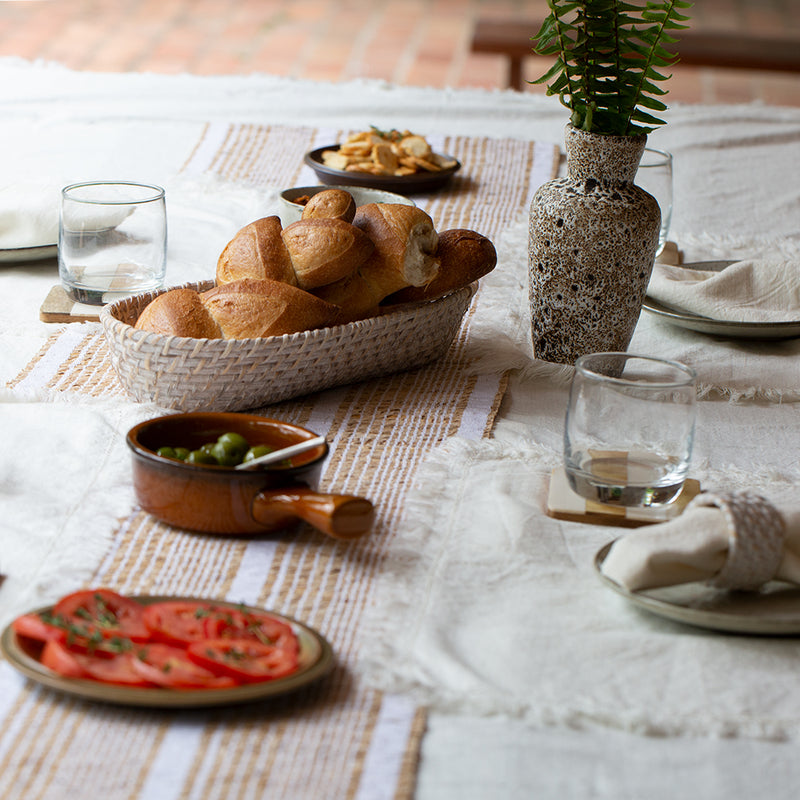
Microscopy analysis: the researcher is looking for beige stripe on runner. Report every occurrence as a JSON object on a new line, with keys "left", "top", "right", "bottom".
{"left": 0, "top": 126, "right": 559, "bottom": 800}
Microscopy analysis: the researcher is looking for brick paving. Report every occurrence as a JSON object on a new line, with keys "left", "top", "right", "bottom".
{"left": 0, "top": 0, "right": 797, "bottom": 106}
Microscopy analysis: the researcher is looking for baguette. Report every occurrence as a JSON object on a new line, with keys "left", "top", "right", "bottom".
{"left": 134, "top": 279, "right": 341, "bottom": 339}
{"left": 216, "top": 215, "right": 373, "bottom": 291}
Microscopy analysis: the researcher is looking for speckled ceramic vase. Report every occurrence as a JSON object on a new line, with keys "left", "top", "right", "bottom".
{"left": 528, "top": 124, "right": 661, "bottom": 364}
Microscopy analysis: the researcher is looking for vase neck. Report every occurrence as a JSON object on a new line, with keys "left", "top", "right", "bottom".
{"left": 565, "top": 125, "right": 647, "bottom": 184}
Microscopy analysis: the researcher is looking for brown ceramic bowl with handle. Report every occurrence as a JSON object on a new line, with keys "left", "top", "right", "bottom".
{"left": 127, "top": 412, "right": 374, "bottom": 540}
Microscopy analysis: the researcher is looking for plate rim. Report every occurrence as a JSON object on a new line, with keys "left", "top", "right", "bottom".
{"left": 1, "top": 595, "right": 335, "bottom": 707}
{"left": 0, "top": 243, "right": 57, "bottom": 264}
{"left": 594, "top": 541, "right": 800, "bottom": 635}
{"left": 643, "top": 260, "right": 800, "bottom": 339}
{"left": 303, "top": 144, "right": 461, "bottom": 192}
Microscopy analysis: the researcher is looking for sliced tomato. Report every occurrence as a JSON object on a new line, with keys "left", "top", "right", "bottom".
{"left": 54, "top": 589, "right": 149, "bottom": 642}
{"left": 12, "top": 613, "right": 68, "bottom": 645}
{"left": 41, "top": 640, "right": 90, "bottom": 679}
{"left": 143, "top": 601, "right": 226, "bottom": 646}
{"left": 187, "top": 638, "right": 299, "bottom": 683}
{"left": 130, "top": 644, "right": 237, "bottom": 689}
{"left": 13, "top": 610, "right": 134, "bottom": 658}
{"left": 82, "top": 653, "right": 155, "bottom": 687}
{"left": 40, "top": 641, "right": 151, "bottom": 686}
{"left": 202, "top": 609, "right": 299, "bottom": 658}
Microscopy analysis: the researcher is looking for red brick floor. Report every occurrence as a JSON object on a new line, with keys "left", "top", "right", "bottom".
{"left": 0, "top": 0, "right": 798, "bottom": 107}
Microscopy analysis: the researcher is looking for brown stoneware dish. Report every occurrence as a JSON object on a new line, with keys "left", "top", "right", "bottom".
{"left": 127, "top": 412, "right": 375, "bottom": 540}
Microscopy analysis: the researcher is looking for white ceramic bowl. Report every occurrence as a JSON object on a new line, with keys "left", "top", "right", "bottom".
{"left": 279, "top": 185, "right": 415, "bottom": 225}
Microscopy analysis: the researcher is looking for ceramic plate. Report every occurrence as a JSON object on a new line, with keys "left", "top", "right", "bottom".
{"left": 1, "top": 596, "right": 335, "bottom": 707}
{"left": 0, "top": 244, "right": 57, "bottom": 264}
{"left": 643, "top": 260, "right": 800, "bottom": 340}
{"left": 304, "top": 145, "right": 461, "bottom": 194}
{"left": 594, "top": 542, "right": 800, "bottom": 635}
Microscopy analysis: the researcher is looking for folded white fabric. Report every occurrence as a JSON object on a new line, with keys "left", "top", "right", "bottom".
{"left": 601, "top": 491, "right": 800, "bottom": 591}
{"left": 648, "top": 260, "right": 800, "bottom": 322}
{"left": 0, "top": 183, "right": 61, "bottom": 249}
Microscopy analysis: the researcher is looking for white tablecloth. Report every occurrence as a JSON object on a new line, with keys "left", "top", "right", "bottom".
{"left": 2, "top": 58, "right": 800, "bottom": 800}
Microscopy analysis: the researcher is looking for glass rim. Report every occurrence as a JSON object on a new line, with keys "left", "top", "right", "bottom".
{"left": 62, "top": 181, "right": 165, "bottom": 205}
{"left": 574, "top": 352, "right": 696, "bottom": 387}
{"left": 639, "top": 147, "right": 673, "bottom": 166}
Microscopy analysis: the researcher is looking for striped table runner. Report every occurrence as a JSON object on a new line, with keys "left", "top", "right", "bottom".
{"left": 1, "top": 126, "right": 557, "bottom": 799}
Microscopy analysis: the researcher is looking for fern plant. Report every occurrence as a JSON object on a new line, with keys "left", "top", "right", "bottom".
{"left": 532, "top": 0, "right": 692, "bottom": 136}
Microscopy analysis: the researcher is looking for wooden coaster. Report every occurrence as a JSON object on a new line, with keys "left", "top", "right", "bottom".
{"left": 40, "top": 285, "right": 102, "bottom": 323}
{"left": 546, "top": 467, "right": 700, "bottom": 527}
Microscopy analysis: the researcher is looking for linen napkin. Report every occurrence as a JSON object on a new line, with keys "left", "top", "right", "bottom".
{"left": 647, "top": 259, "right": 800, "bottom": 322}
{"left": 601, "top": 492, "right": 800, "bottom": 591}
{"left": 0, "top": 183, "right": 61, "bottom": 249}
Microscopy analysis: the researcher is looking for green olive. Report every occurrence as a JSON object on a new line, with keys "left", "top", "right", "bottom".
{"left": 243, "top": 445, "right": 274, "bottom": 462}
{"left": 156, "top": 446, "right": 177, "bottom": 459}
{"left": 218, "top": 432, "right": 250, "bottom": 453}
{"left": 211, "top": 432, "right": 249, "bottom": 466}
{"left": 212, "top": 441, "right": 244, "bottom": 466}
{"left": 186, "top": 449, "right": 218, "bottom": 465}
{"left": 173, "top": 447, "right": 190, "bottom": 461}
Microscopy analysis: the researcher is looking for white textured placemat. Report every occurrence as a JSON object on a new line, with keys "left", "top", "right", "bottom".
{"left": 361, "top": 437, "right": 800, "bottom": 740}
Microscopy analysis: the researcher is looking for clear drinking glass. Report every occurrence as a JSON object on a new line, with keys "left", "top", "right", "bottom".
{"left": 564, "top": 353, "right": 696, "bottom": 507}
{"left": 636, "top": 147, "right": 673, "bottom": 257}
{"left": 59, "top": 181, "right": 167, "bottom": 304}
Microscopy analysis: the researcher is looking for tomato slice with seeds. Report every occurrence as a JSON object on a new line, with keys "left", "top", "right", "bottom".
{"left": 41, "top": 641, "right": 153, "bottom": 687}
{"left": 12, "top": 613, "right": 68, "bottom": 646}
{"left": 203, "top": 609, "right": 299, "bottom": 658}
{"left": 82, "top": 653, "right": 155, "bottom": 687}
{"left": 41, "top": 640, "right": 89, "bottom": 679}
{"left": 13, "top": 611, "right": 134, "bottom": 658}
{"left": 143, "top": 601, "right": 229, "bottom": 646}
{"left": 54, "top": 589, "right": 149, "bottom": 642}
{"left": 130, "top": 643, "right": 237, "bottom": 689}
{"left": 187, "top": 639, "right": 299, "bottom": 683}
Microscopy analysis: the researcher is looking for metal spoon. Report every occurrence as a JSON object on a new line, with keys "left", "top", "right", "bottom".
{"left": 234, "top": 434, "right": 327, "bottom": 470}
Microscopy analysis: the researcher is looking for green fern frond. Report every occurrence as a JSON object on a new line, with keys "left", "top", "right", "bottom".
{"left": 530, "top": 0, "right": 693, "bottom": 136}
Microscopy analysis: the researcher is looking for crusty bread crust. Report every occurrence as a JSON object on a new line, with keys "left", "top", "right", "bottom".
{"left": 216, "top": 216, "right": 297, "bottom": 286}
{"left": 135, "top": 279, "right": 340, "bottom": 339}
{"left": 134, "top": 287, "right": 223, "bottom": 338}
{"left": 301, "top": 189, "right": 357, "bottom": 223}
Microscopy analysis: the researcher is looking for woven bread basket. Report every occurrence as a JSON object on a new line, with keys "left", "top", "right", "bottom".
{"left": 100, "top": 280, "right": 476, "bottom": 412}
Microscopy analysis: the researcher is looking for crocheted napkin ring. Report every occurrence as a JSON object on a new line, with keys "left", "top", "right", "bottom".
{"left": 688, "top": 491, "right": 786, "bottom": 591}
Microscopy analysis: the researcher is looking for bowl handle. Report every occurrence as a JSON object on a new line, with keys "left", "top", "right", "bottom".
{"left": 252, "top": 486, "right": 375, "bottom": 539}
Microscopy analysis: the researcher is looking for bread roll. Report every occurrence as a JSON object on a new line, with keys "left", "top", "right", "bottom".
{"left": 217, "top": 216, "right": 296, "bottom": 286}
{"left": 353, "top": 203, "right": 439, "bottom": 289}
{"left": 301, "top": 189, "right": 357, "bottom": 223}
{"left": 281, "top": 217, "right": 374, "bottom": 290}
{"left": 134, "top": 287, "right": 223, "bottom": 338}
{"left": 134, "top": 279, "right": 340, "bottom": 339}
{"left": 313, "top": 203, "right": 441, "bottom": 321}
{"left": 216, "top": 215, "right": 373, "bottom": 291}
{"left": 382, "top": 229, "right": 497, "bottom": 305}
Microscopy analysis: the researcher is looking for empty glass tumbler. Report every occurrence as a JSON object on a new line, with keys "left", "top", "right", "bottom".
{"left": 564, "top": 353, "right": 696, "bottom": 507}
{"left": 59, "top": 181, "right": 167, "bottom": 305}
